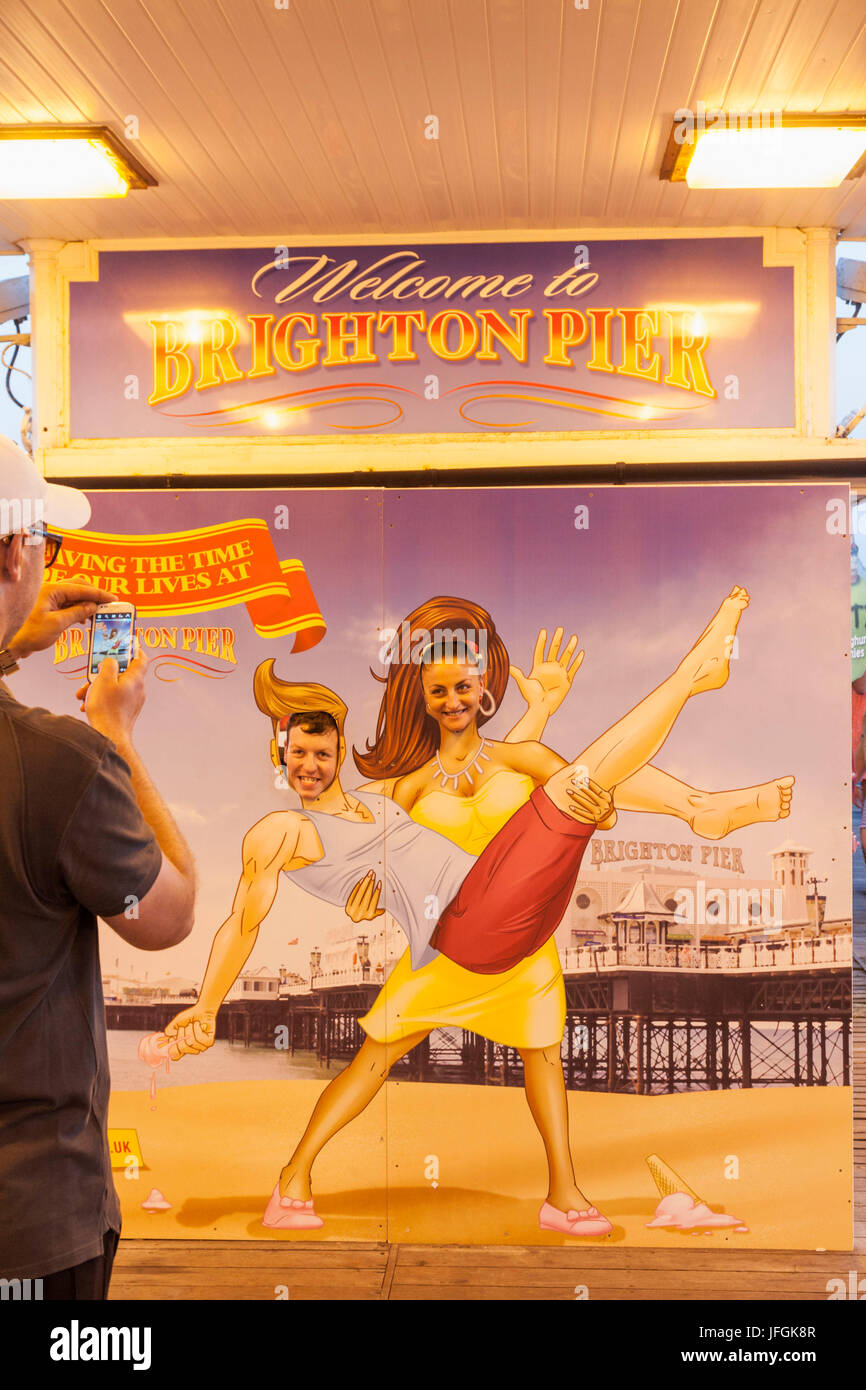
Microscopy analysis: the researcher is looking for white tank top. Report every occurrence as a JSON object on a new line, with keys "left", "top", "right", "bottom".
{"left": 290, "top": 790, "right": 474, "bottom": 970}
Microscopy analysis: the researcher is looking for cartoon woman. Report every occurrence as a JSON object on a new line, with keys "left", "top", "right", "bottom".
{"left": 268, "top": 596, "right": 792, "bottom": 1234}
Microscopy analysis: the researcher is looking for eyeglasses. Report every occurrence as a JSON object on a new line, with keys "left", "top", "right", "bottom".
{"left": 26, "top": 523, "right": 64, "bottom": 568}
{"left": 14, "top": 522, "right": 63, "bottom": 567}
{"left": 2, "top": 525, "right": 63, "bottom": 568}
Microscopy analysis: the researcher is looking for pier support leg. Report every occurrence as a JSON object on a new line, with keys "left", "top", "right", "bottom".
{"left": 607, "top": 1013, "right": 616, "bottom": 1091}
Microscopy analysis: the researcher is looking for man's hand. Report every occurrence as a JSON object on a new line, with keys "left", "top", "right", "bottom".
{"left": 566, "top": 777, "right": 617, "bottom": 830}
{"left": 163, "top": 1005, "right": 217, "bottom": 1060}
{"left": 74, "top": 646, "right": 147, "bottom": 746}
{"left": 509, "top": 627, "right": 584, "bottom": 718}
{"left": 345, "top": 870, "right": 385, "bottom": 923}
{"left": 8, "top": 581, "right": 116, "bottom": 660}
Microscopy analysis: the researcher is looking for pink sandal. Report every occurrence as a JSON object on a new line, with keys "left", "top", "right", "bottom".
{"left": 539, "top": 1200, "right": 612, "bottom": 1237}
{"left": 262, "top": 1184, "right": 324, "bottom": 1231}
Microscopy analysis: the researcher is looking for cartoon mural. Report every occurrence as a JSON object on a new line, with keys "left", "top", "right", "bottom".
{"left": 13, "top": 483, "right": 851, "bottom": 1249}
{"left": 161, "top": 583, "right": 794, "bottom": 1239}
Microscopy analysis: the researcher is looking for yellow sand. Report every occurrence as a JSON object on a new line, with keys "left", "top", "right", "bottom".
{"left": 110, "top": 1079, "right": 852, "bottom": 1250}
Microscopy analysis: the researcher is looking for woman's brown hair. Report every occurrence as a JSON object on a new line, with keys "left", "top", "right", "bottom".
{"left": 353, "top": 596, "right": 510, "bottom": 779}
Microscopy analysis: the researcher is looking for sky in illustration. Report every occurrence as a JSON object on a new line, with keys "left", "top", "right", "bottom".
{"left": 10, "top": 481, "right": 849, "bottom": 986}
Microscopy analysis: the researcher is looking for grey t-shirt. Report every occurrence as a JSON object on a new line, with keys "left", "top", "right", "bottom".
{"left": 0, "top": 680, "right": 162, "bottom": 1279}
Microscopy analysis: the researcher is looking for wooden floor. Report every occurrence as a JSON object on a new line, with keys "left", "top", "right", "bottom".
{"left": 110, "top": 954, "right": 866, "bottom": 1301}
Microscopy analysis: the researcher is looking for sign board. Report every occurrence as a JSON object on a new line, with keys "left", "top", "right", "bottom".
{"left": 68, "top": 239, "right": 795, "bottom": 438}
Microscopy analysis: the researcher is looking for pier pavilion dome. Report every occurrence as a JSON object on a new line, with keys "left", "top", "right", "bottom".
{"left": 599, "top": 877, "right": 681, "bottom": 948}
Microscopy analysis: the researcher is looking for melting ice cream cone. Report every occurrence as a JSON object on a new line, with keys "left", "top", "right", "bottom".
{"left": 644, "top": 1153, "right": 748, "bottom": 1233}
{"left": 645, "top": 1152, "right": 701, "bottom": 1202}
{"left": 138, "top": 1031, "right": 170, "bottom": 1068}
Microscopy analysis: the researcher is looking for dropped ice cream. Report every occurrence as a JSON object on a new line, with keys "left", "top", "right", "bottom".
{"left": 142, "top": 1188, "right": 171, "bottom": 1213}
{"left": 644, "top": 1152, "right": 748, "bottom": 1233}
{"left": 646, "top": 1191, "right": 748, "bottom": 1232}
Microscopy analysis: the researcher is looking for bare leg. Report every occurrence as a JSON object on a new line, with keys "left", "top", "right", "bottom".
{"left": 545, "top": 588, "right": 751, "bottom": 810}
{"left": 616, "top": 765, "right": 794, "bottom": 839}
{"left": 280, "top": 1029, "right": 430, "bottom": 1200}
{"left": 520, "top": 1045, "right": 590, "bottom": 1210}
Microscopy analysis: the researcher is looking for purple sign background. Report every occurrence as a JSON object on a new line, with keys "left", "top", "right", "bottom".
{"left": 69, "top": 239, "right": 794, "bottom": 438}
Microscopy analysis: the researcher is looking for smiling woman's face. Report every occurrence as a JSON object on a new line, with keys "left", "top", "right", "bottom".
{"left": 420, "top": 660, "right": 484, "bottom": 736}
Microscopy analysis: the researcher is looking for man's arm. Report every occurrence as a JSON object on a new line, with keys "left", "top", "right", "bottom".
{"left": 107, "top": 736, "right": 193, "bottom": 880}
{"left": 76, "top": 650, "right": 196, "bottom": 950}
{"left": 162, "top": 813, "right": 300, "bottom": 1058}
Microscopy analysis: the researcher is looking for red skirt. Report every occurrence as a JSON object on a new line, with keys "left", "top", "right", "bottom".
{"left": 430, "top": 786, "right": 595, "bottom": 974}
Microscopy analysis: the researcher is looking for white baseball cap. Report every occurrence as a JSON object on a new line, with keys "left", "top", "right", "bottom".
{"left": 0, "top": 433, "right": 90, "bottom": 531}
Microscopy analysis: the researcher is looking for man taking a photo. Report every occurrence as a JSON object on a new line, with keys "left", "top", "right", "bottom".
{"left": 0, "top": 435, "right": 197, "bottom": 1300}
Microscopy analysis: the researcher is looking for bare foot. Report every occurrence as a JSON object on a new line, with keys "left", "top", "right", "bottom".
{"left": 689, "top": 776, "right": 794, "bottom": 839}
{"left": 682, "top": 586, "right": 750, "bottom": 696}
{"left": 279, "top": 1165, "right": 312, "bottom": 1202}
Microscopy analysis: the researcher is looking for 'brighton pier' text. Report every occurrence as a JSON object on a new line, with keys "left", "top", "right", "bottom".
{"left": 148, "top": 306, "right": 715, "bottom": 407}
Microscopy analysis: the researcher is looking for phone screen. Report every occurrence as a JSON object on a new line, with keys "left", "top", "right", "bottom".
{"left": 90, "top": 613, "right": 135, "bottom": 676}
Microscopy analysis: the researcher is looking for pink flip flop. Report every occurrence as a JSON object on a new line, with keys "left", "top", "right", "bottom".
{"left": 539, "top": 1200, "right": 612, "bottom": 1237}
{"left": 262, "top": 1184, "right": 324, "bottom": 1231}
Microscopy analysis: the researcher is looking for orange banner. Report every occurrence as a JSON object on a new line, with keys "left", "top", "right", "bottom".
{"left": 51, "top": 519, "right": 325, "bottom": 652}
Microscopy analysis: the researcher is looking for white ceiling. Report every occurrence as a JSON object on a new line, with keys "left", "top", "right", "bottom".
{"left": 1, "top": 0, "right": 866, "bottom": 251}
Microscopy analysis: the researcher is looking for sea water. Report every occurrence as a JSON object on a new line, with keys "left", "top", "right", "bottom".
{"left": 108, "top": 1021, "right": 845, "bottom": 1092}
{"left": 108, "top": 1029, "right": 336, "bottom": 1090}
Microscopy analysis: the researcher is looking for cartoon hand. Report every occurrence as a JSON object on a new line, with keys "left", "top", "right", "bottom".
{"left": 163, "top": 1005, "right": 218, "bottom": 1060}
{"left": 566, "top": 777, "right": 617, "bottom": 830}
{"left": 510, "top": 627, "right": 584, "bottom": 717}
{"left": 345, "top": 871, "right": 386, "bottom": 923}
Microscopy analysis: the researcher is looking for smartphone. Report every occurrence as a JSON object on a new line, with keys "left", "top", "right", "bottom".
{"left": 88, "top": 603, "right": 137, "bottom": 681}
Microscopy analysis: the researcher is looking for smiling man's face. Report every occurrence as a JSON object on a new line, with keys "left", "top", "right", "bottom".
{"left": 285, "top": 722, "right": 340, "bottom": 803}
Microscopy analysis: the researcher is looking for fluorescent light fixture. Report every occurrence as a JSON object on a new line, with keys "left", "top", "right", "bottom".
{"left": 0, "top": 125, "right": 156, "bottom": 198}
{"left": 660, "top": 113, "right": 866, "bottom": 188}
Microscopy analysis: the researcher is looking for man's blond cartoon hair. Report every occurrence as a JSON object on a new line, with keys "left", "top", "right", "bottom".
{"left": 253, "top": 659, "right": 348, "bottom": 771}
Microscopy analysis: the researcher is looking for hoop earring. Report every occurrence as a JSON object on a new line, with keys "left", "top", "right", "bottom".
{"left": 479, "top": 689, "right": 496, "bottom": 717}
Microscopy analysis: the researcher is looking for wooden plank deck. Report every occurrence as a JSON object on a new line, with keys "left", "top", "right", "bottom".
{"left": 109, "top": 957, "right": 866, "bottom": 1301}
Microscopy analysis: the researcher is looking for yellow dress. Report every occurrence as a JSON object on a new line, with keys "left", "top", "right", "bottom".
{"left": 359, "top": 769, "right": 566, "bottom": 1049}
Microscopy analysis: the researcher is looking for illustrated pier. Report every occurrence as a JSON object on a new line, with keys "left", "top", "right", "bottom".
{"left": 106, "top": 963, "right": 851, "bottom": 1093}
